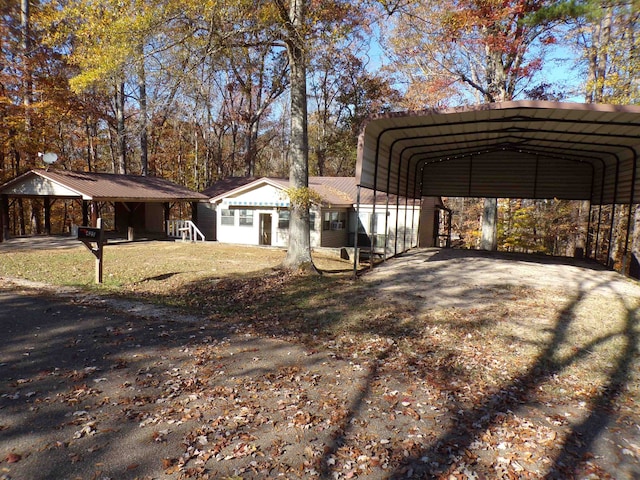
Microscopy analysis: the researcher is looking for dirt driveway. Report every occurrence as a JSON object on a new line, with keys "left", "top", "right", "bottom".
{"left": 364, "top": 248, "right": 640, "bottom": 309}
{"left": 1, "top": 247, "right": 639, "bottom": 480}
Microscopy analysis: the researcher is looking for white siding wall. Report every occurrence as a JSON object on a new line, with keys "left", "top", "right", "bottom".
{"left": 217, "top": 207, "right": 289, "bottom": 246}
{"left": 211, "top": 181, "right": 424, "bottom": 253}
{"left": 216, "top": 183, "right": 290, "bottom": 246}
{"left": 352, "top": 204, "right": 421, "bottom": 254}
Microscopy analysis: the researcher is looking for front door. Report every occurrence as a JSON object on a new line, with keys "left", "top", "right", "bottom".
{"left": 259, "top": 213, "right": 272, "bottom": 245}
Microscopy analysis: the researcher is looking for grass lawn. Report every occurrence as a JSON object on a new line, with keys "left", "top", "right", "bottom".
{"left": 0, "top": 241, "right": 639, "bottom": 479}
{"left": 0, "top": 240, "right": 352, "bottom": 291}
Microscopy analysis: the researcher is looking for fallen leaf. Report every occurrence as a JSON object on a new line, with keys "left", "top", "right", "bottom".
{"left": 69, "top": 452, "right": 82, "bottom": 463}
{"left": 6, "top": 453, "right": 22, "bottom": 463}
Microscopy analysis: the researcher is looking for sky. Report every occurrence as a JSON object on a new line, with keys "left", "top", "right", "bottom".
{"left": 363, "top": 26, "right": 586, "bottom": 106}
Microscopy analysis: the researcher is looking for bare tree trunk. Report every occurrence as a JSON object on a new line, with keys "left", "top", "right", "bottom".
{"left": 480, "top": 197, "right": 498, "bottom": 251}
{"left": 115, "top": 80, "right": 127, "bottom": 174}
{"left": 595, "top": 5, "right": 613, "bottom": 102}
{"left": 21, "top": 0, "right": 34, "bottom": 169}
{"left": 584, "top": 4, "right": 613, "bottom": 103}
{"left": 282, "top": 0, "right": 315, "bottom": 271}
{"left": 138, "top": 45, "right": 148, "bottom": 176}
{"left": 244, "top": 121, "right": 259, "bottom": 177}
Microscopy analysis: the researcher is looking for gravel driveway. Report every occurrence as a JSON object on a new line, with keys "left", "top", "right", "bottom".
{"left": 364, "top": 248, "right": 640, "bottom": 309}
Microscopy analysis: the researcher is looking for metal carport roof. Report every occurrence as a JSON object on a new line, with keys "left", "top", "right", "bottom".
{"left": 356, "top": 101, "right": 640, "bottom": 205}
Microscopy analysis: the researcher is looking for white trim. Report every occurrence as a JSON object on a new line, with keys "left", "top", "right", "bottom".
{"left": 225, "top": 200, "right": 290, "bottom": 207}
{"left": 209, "top": 177, "right": 288, "bottom": 203}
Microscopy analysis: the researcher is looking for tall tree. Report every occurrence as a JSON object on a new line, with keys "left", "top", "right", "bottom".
{"left": 225, "top": 41, "right": 288, "bottom": 177}
{"left": 386, "top": 0, "right": 574, "bottom": 250}
{"left": 309, "top": 44, "right": 401, "bottom": 176}
{"left": 567, "top": 0, "right": 640, "bottom": 269}
{"left": 274, "top": 0, "right": 315, "bottom": 270}
{"left": 568, "top": 0, "right": 640, "bottom": 104}
{"left": 271, "top": 0, "right": 366, "bottom": 270}
{"left": 42, "top": 0, "right": 192, "bottom": 175}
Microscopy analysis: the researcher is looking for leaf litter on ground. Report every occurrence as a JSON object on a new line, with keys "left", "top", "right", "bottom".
{"left": 0, "top": 243, "right": 639, "bottom": 479}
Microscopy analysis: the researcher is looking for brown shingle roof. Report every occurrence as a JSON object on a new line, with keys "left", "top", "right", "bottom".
{"left": 1, "top": 169, "right": 207, "bottom": 202}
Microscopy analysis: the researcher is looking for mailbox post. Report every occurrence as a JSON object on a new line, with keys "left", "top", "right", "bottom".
{"left": 77, "top": 218, "right": 105, "bottom": 283}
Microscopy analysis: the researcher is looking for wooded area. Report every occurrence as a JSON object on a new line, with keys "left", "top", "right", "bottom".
{"left": 1, "top": 0, "right": 639, "bottom": 269}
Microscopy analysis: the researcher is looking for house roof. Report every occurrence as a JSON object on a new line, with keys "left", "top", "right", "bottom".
{"left": 205, "top": 176, "right": 424, "bottom": 207}
{"left": 200, "top": 176, "right": 261, "bottom": 198}
{"left": 356, "top": 101, "right": 640, "bottom": 204}
{"left": 0, "top": 169, "right": 208, "bottom": 202}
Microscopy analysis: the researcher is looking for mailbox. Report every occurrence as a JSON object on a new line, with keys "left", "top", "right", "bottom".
{"left": 77, "top": 220, "right": 105, "bottom": 284}
{"left": 77, "top": 226, "right": 102, "bottom": 240}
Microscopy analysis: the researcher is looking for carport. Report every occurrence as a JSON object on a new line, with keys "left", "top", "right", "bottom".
{"left": 0, "top": 169, "right": 208, "bottom": 241}
{"left": 355, "top": 101, "right": 640, "bottom": 272}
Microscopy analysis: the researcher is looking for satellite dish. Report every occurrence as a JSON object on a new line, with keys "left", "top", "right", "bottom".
{"left": 42, "top": 152, "right": 58, "bottom": 165}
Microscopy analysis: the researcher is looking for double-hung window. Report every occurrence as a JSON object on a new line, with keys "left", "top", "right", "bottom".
{"left": 239, "top": 209, "right": 253, "bottom": 226}
{"left": 221, "top": 209, "right": 234, "bottom": 225}
{"left": 324, "top": 211, "right": 346, "bottom": 231}
{"left": 278, "top": 210, "right": 290, "bottom": 229}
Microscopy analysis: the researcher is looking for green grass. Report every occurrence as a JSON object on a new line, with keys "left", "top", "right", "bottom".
{"left": 0, "top": 241, "right": 351, "bottom": 291}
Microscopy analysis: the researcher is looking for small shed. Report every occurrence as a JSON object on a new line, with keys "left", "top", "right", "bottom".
{"left": 0, "top": 169, "right": 208, "bottom": 241}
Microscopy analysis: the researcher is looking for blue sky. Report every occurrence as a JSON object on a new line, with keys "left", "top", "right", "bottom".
{"left": 364, "top": 28, "right": 585, "bottom": 105}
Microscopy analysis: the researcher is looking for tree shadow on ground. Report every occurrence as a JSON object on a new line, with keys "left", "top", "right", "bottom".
{"left": 0, "top": 283, "right": 338, "bottom": 479}
{"left": 155, "top": 249, "right": 640, "bottom": 478}
{"left": 3, "top": 248, "right": 638, "bottom": 479}
{"left": 380, "top": 280, "right": 639, "bottom": 479}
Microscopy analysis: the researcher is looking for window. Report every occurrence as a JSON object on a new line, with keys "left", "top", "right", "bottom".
{"left": 239, "top": 209, "right": 253, "bottom": 226}
{"left": 280, "top": 210, "right": 314, "bottom": 229}
{"left": 278, "top": 210, "right": 290, "bottom": 229}
{"left": 323, "top": 211, "right": 345, "bottom": 231}
{"left": 221, "top": 209, "right": 234, "bottom": 225}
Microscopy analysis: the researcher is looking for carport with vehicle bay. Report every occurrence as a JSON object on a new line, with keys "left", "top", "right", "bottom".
{"left": 354, "top": 101, "right": 640, "bottom": 275}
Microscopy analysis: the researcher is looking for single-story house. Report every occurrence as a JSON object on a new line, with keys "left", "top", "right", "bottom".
{"left": 0, "top": 169, "right": 208, "bottom": 241}
{"left": 198, "top": 176, "right": 446, "bottom": 255}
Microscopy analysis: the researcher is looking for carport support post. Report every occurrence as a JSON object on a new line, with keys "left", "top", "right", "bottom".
{"left": 163, "top": 202, "right": 171, "bottom": 234}
{"left": 607, "top": 203, "right": 617, "bottom": 268}
{"left": 44, "top": 197, "right": 51, "bottom": 235}
{"left": 0, "top": 194, "right": 8, "bottom": 242}
{"left": 95, "top": 218, "right": 103, "bottom": 284}
{"left": 82, "top": 201, "right": 89, "bottom": 226}
{"left": 586, "top": 204, "right": 592, "bottom": 258}
{"left": 353, "top": 185, "right": 361, "bottom": 278}
{"left": 383, "top": 194, "right": 390, "bottom": 261}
